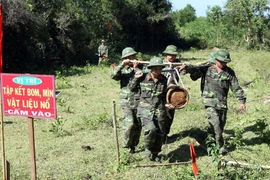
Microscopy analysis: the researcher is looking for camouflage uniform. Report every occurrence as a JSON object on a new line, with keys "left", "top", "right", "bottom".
{"left": 162, "top": 45, "right": 180, "bottom": 136}
{"left": 44, "top": 38, "right": 59, "bottom": 70}
{"left": 111, "top": 47, "right": 145, "bottom": 152}
{"left": 185, "top": 50, "right": 246, "bottom": 149}
{"left": 129, "top": 57, "right": 167, "bottom": 159}
{"left": 44, "top": 38, "right": 59, "bottom": 60}
{"left": 189, "top": 51, "right": 217, "bottom": 94}
{"left": 98, "top": 40, "right": 108, "bottom": 64}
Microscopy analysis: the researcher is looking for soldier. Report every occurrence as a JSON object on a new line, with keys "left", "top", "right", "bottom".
{"left": 111, "top": 47, "right": 145, "bottom": 153}
{"left": 44, "top": 37, "right": 59, "bottom": 69}
{"left": 97, "top": 40, "right": 108, "bottom": 65}
{"left": 129, "top": 57, "right": 175, "bottom": 161}
{"left": 189, "top": 51, "right": 218, "bottom": 94}
{"left": 163, "top": 45, "right": 180, "bottom": 63}
{"left": 162, "top": 45, "right": 180, "bottom": 140}
{"left": 180, "top": 49, "right": 246, "bottom": 155}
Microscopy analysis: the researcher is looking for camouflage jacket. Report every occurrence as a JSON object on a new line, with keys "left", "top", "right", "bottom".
{"left": 98, "top": 45, "right": 108, "bottom": 57}
{"left": 186, "top": 64, "right": 246, "bottom": 109}
{"left": 111, "top": 63, "right": 146, "bottom": 108}
{"left": 44, "top": 43, "right": 59, "bottom": 59}
{"left": 128, "top": 73, "right": 167, "bottom": 120}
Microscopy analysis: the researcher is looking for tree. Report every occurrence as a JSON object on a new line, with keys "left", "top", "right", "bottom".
{"left": 100, "top": 0, "right": 174, "bottom": 50}
{"left": 2, "top": 0, "right": 45, "bottom": 72}
{"left": 225, "top": 0, "right": 270, "bottom": 49}
{"left": 206, "top": 5, "right": 223, "bottom": 46}
{"left": 171, "top": 4, "right": 196, "bottom": 31}
{"left": 180, "top": 17, "right": 215, "bottom": 49}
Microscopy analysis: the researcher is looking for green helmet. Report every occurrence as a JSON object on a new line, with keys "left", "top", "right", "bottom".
{"left": 163, "top": 45, "right": 178, "bottom": 55}
{"left": 101, "top": 39, "right": 105, "bottom": 43}
{"left": 214, "top": 49, "right": 231, "bottom": 63}
{"left": 48, "top": 38, "right": 53, "bottom": 42}
{"left": 121, "top": 47, "right": 137, "bottom": 59}
{"left": 147, "top": 56, "right": 165, "bottom": 69}
{"left": 208, "top": 51, "right": 217, "bottom": 64}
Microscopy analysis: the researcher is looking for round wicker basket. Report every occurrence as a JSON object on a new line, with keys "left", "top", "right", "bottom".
{"left": 166, "top": 84, "right": 189, "bottom": 109}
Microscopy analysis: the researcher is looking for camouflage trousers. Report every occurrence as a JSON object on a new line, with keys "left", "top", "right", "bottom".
{"left": 165, "top": 108, "right": 175, "bottom": 135}
{"left": 140, "top": 114, "right": 165, "bottom": 155}
{"left": 121, "top": 100, "right": 142, "bottom": 148}
{"left": 98, "top": 57, "right": 103, "bottom": 65}
{"left": 205, "top": 106, "right": 227, "bottom": 147}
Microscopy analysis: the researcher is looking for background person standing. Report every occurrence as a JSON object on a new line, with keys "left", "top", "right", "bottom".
{"left": 44, "top": 37, "right": 59, "bottom": 70}
{"left": 97, "top": 39, "right": 108, "bottom": 65}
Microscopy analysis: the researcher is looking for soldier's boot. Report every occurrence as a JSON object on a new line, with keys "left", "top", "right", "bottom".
{"left": 129, "top": 147, "right": 135, "bottom": 154}
{"left": 219, "top": 147, "right": 228, "bottom": 155}
{"left": 216, "top": 135, "right": 227, "bottom": 155}
{"left": 150, "top": 153, "right": 161, "bottom": 162}
{"left": 144, "top": 148, "right": 152, "bottom": 159}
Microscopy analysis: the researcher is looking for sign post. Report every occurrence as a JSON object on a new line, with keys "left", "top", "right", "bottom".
{"left": 1, "top": 95, "right": 6, "bottom": 180}
{"left": 28, "top": 117, "right": 36, "bottom": 180}
{"left": 0, "top": 73, "right": 57, "bottom": 180}
{"left": 0, "top": 3, "right": 5, "bottom": 180}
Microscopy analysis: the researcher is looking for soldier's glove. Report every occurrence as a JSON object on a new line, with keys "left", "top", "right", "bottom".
{"left": 135, "top": 70, "right": 143, "bottom": 78}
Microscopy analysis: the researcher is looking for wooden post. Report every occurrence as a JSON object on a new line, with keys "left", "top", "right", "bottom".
{"left": 0, "top": 95, "right": 6, "bottom": 180}
{"left": 5, "top": 160, "right": 10, "bottom": 180}
{"left": 28, "top": 117, "right": 36, "bottom": 180}
{"left": 112, "top": 101, "right": 120, "bottom": 167}
{"left": 133, "top": 161, "right": 191, "bottom": 168}
{"left": 224, "top": 160, "right": 270, "bottom": 169}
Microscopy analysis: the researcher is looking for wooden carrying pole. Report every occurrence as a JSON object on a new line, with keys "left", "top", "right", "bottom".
{"left": 112, "top": 101, "right": 120, "bottom": 167}
{"left": 130, "top": 60, "right": 184, "bottom": 66}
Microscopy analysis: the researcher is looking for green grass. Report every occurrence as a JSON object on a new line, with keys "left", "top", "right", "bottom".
{"left": 2, "top": 50, "right": 270, "bottom": 179}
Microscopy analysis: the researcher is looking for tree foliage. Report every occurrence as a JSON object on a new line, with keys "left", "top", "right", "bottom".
{"left": 171, "top": 4, "right": 196, "bottom": 30}
{"left": 224, "top": 0, "right": 270, "bottom": 49}
{"left": 180, "top": 17, "right": 215, "bottom": 49}
{"left": 2, "top": 0, "right": 178, "bottom": 73}
{"left": 206, "top": 5, "right": 223, "bottom": 46}
{"left": 1, "top": 0, "right": 270, "bottom": 73}
{"left": 177, "top": 0, "right": 270, "bottom": 50}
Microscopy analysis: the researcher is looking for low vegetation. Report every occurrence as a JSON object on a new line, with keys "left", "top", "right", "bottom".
{"left": 2, "top": 50, "right": 270, "bottom": 179}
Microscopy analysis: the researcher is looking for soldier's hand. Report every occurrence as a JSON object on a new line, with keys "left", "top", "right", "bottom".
{"left": 133, "top": 60, "right": 138, "bottom": 68}
{"left": 176, "top": 65, "right": 186, "bottom": 72}
{"left": 240, "top": 104, "right": 246, "bottom": 112}
{"left": 121, "top": 59, "right": 130, "bottom": 66}
{"left": 165, "top": 103, "right": 175, "bottom": 109}
{"left": 135, "top": 70, "right": 143, "bottom": 78}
